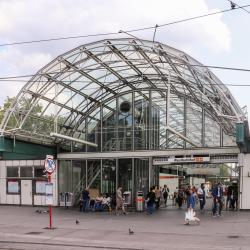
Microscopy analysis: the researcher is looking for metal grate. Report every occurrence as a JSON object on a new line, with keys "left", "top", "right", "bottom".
{"left": 26, "top": 232, "right": 43, "bottom": 235}
{"left": 227, "top": 235, "right": 239, "bottom": 238}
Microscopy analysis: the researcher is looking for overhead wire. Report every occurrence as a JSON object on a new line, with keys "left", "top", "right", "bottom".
{"left": 1, "top": 62, "right": 250, "bottom": 81}
{"left": 0, "top": 4, "right": 250, "bottom": 47}
{"left": 226, "top": 0, "right": 250, "bottom": 14}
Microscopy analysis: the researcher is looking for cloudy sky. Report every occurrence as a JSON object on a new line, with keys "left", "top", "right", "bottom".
{"left": 0, "top": 0, "right": 249, "bottom": 118}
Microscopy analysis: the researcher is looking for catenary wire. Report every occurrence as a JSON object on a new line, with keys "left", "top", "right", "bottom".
{"left": 226, "top": 0, "right": 250, "bottom": 14}
{"left": 0, "top": 4, "right": 250, "bottom": 47}
{"left": 0, "top": 63, "right": 250, "bottom": 81}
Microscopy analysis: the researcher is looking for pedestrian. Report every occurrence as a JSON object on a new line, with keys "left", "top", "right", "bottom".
{"left": 162, "top": 184, "right": 169, "bottom": 207}
{"left": 146, "top": 186, "right": 156, "bottom": 214}
{"left": 116, "top": 186, "right": 127, "bottom": 215}
{"left": 197, "top": 183, "right": 206, "bottom": 211}
{"left": 226, "top": 184, "right": 233, "bottom": 210}
{"left": 81, "top": 188, "right": 90, "bottom": 212}
{"left": 212, "top": 182, "right": 224, "bottom": 216}
{"left": 155, "top": 186, "right": 161, "bottom": 209}
{"left": 187, "top": 189, "right": 196, "bottom": 210}
{"left": 231, "top": 182, "right": 238, "bottom": 211}
{"left": 185, "top": 189, "right": 200, "bottom": 224}
{"left": 177, "top": 188, "right": 184, "bottom": 208}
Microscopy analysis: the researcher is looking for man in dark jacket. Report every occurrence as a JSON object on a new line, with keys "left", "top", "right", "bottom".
{"left": 162, "top": 184, "right": 169, "bottom": 207}
{"left": 146, "top": 187, "right": 156, "bottom": 214}
{"left": 212, "top": 183, "right": 223, "bottom": 216}
{"left": 82, "top": 188, "right": 90, "bottom": 212}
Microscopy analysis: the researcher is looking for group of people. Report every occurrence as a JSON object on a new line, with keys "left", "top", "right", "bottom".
{"left": 79, "top": 182, "right": 238, "bottom": 222}
{"left": 145, "top": 185, "right": 170, "bottom": 214}
{"left": 184, "top": 182, "right": 238, "bottom": 224}
{"left": 80, "top": 189, "right": 113, "bottom": 212}
{"left": 79, "top": 186, "right": 127, "bottom": 215}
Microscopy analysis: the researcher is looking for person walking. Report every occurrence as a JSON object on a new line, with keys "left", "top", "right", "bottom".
{"left": 146, "top": 186, "right": 156, "bottom": 214}
{"left": 212, "top": 182, "right": 224, "bottom": 216}
{"left": 116, "top": 186, "right": 127, "bottom": 215}
{"left": 81, "top": 188, "right": 90, "bottom": 212}
{"left": 187, "top": 189, "right": 196, "bottom": 210}
{"left": 197, "top": 183, "right": 206, "bottom": 211}
{"left": 185, "top": 189, "right": 200, "bottom": 224}
{"left": 162, "top": 184, "right": 169, "bottom": 207}
{"left": 155, "top": 186, "right": 161, "bottom": 209}
{"left": 177, "top": 188, "right": 184, "bottom": 208}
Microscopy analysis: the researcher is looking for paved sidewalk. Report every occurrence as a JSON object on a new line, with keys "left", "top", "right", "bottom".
{"left": 0, "top": 205, "right": 249, "bottom": 250}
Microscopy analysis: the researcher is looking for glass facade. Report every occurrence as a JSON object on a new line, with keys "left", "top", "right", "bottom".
{"left": 59, "top": 158, "right": 152, "bottom": 200}
{"left": 1, "top": 38, "right": 245, "bottom": 205}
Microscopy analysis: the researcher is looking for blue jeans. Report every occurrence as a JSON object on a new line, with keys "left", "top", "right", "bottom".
{"left": 199, "top": 198, "right": 206, "bottom": 210}
{"left": 94, "top": 202, "right": 103, "bottom": 211}
{"left": 82, "top": 199, "right": 89, "bottom": 212}
{"left": 147, "top": 203, "right": 155, "bottom": 214}
{"left": 213, "top": 198, "right": 223, "bottom": 215}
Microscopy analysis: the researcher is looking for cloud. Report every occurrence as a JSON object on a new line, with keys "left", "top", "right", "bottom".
{"left": 0, "top": 0, "right": 231, "bottom": 105}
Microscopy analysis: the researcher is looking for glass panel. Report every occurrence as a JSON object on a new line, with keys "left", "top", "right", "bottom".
{"left": 118, "top": 159, "right": 132, "bottom": 193}
{"left": 72, "top": 160, "right": 86, "bottom": 192}
{"left": 35, "top": 181, "right": 47, "bottom": 194}
{"left": 102, "top": 159, "right": 116, "bottom": 196}
{"left": 134, "top": 158, "right": 149, "bottom": 197}
{"left": 205, "top": 113, "right": 220, "bottom": 147}
{"left": 58, "top": 160, "right": 72, "bottom": 193}
{"left": 134, "top": 91, "right": 150, "bottom": 150}
{"left": 87, "top": 160, "right": 101, "bottom": 196}
{"left": 223, "top": 131, "right": 236, "bottom": 146}
{"left": 102, "top": 99, "right": 117, "bottom": 151}
{"left": 186, "top": 101, "right": 202, "bottom": 147}
{"left": 34, "top": 166, "right": 46, "bottom": 178}
{"left": 151, "top": 91, "right": 166, "bottom": 150}
{"left": 7, "top": 167, "right": 19, "bottom": 178}
{"left": 7, "top": 180, "right": 20, "bottom": 193}
{"left": 20, "top": 167, "right": 33, "bottom": 178}
{"left": 118, "top": 93, "right": 133, "bottom": 151}
{"left": 87, "top": 108, "right": 100, "bottom": 152}
{"left": 168, "top": 95, "right": 184, "bottom": 148}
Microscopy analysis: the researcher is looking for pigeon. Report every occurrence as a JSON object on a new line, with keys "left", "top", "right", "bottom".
{"left": 76, "top": 219, "right": 79, "bottom": 225}
{"left": 35, "top": 209, "right": 42, "bottom": 214}
{"left": 129, "top": 228, "right": 134, "bottom": 235}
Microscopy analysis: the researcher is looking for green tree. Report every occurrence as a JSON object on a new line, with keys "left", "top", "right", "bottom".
{"left": 0, "top": 97, "right": 14, "bottom": 122}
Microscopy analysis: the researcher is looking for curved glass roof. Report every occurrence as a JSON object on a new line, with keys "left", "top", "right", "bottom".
{"left": 0, "top": 38, "right": 245, "bottom": 147}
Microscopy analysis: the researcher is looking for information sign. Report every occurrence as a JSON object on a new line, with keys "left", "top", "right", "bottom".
{"left": 45, "top": 183, "right": 53, "bottom": 205}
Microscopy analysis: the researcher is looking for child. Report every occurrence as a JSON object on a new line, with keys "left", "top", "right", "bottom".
{"left": 185, "top": 189, "right": 200, "bottom": 225}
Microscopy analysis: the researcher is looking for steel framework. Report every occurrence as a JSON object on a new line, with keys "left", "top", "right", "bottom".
{"left": 0, "top": 38, "right": 246, "bottom": 149}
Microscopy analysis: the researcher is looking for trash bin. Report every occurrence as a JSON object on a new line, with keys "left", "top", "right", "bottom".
{"left": 136, "top": 191, "right": 144, "bottom": 211}
{"left": 59, "top": 192, "right": 66, "bottom": 207}
{"left": 65, "top": 192, "right": 73, "bottom": 207}
{"left": 123, "top": 191, "right": 131, "bottom": 205}
{"left": 59, "top": 192, "right": 73, "bottom": 207}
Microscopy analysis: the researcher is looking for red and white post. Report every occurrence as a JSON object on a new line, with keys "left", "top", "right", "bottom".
{"left": 48, "top": 173, "right": 52, "bottom": 229}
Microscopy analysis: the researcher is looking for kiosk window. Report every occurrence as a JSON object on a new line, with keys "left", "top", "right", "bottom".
{"left": 20, "top": 167, "right": 33, "bottom": 177}
{"left": 35, "top": 181, "right": 47, "bottom": 194}
{"left": 7, "top": 167, "right": 19, "bottom": 177}
{"left": 34, "top": 166, "right": 45, "bottom": 177}
{"left": 7, "top": 180, "right": 19, "bottom": 193}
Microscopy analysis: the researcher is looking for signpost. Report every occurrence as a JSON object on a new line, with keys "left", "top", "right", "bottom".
{"left": 44, "top": 155, "right": 56, "bottom": 229}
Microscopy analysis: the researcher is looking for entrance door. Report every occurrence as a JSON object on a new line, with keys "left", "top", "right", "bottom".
{"left": 21, "top": 180, "right": 32, "bottom": 205}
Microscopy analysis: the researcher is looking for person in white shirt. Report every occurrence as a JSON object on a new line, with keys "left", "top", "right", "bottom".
{"left": 197, "top": 183, "right": 206, "bottom": 211}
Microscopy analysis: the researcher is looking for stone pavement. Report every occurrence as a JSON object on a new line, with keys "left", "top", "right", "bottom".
{"left": 0, "top": 204, "right": 249, "bottom": 250}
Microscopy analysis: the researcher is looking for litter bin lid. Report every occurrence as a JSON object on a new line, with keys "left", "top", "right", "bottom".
{"left": 123, "top": 191, "right": 131, "bottom": 194}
